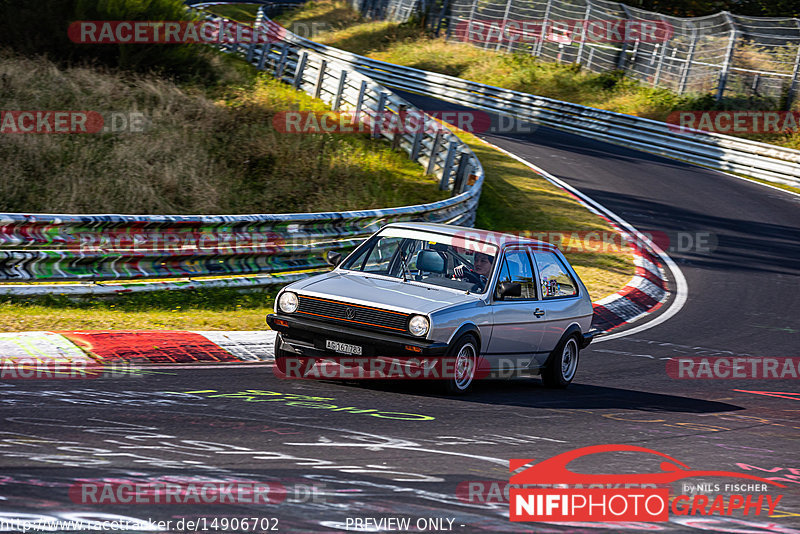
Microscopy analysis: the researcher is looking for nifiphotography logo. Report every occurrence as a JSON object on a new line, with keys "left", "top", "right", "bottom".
{"left": 509, "top": 444, "right": 785, "bottom": 522}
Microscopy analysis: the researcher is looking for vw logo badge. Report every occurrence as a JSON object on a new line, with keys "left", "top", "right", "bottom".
{"left": 345, "top": 307, "right": 356, "bottom": 320}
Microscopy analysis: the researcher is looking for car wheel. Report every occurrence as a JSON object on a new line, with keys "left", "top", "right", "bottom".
{"left": 443, "top": 334, "right": 478, "bottom": 395}
{"left": 542, "top": 335, "right": 580, "bottom": 389}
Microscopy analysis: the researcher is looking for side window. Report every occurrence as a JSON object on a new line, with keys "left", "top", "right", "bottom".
{"left": 494, "top": 249, "right": 537, "bottom": 300}
{"left": 532, "top": 251, "right": 578, "bottom": 298}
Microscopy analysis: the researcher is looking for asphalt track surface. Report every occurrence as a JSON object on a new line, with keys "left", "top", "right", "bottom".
{"left": 2, "top": 99, "right": 800, "bottom": 533}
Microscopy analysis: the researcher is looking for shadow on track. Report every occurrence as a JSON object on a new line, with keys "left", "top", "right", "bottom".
{"left": 335, "top": 379, "right": 743, "bottom": 414}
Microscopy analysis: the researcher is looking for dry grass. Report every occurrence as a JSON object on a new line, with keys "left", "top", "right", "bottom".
{"left": 0, "top": 51, "right": 446, "bottom": 214}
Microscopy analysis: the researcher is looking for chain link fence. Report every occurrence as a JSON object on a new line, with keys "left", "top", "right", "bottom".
{"left": 353, "top": 0, "right": 800, "bottom": 108}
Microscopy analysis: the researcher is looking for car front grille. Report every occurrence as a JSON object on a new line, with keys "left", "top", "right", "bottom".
{"left": 296, "top": 295, "right": 410, "bottom": 334}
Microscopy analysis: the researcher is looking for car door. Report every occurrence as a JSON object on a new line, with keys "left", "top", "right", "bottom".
{"left": 529, "top": 248, "right": 584, "bottom": 366}
{"left": 486, "top": 247, "right": 546, "bottom": 372}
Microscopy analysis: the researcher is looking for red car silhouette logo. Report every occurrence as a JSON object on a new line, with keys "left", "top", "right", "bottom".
{"left": 510, "top": 444, "right": 786, "bottom": 487}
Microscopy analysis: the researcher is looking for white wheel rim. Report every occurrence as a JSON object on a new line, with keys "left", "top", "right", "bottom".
{"left": 454, "top": 343, "right": 476, "bottom": 390}
{"left": 561, "top": 339, "right": 578, "bottom": 382}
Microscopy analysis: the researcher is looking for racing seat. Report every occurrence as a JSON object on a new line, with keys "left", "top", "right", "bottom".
{"left": 416, "top": 249, "right": 447, "bottom": 278}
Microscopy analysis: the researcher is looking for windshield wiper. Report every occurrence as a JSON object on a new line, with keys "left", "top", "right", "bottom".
{"left": 398, "top": 247, "right": 412, "bottom": 282}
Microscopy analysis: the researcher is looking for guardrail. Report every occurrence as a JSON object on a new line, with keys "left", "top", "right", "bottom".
{"left": 272, "top": 17, "right": 800, "bottom": 188}
{"left": 0, "top": 8, "right": 484, "bottom": 293}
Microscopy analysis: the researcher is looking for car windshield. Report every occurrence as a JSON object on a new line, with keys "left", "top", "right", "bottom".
{"left": 339, "top": 227, "right": 498, "bottom": 293}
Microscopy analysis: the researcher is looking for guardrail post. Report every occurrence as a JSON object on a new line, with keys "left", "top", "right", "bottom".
{"left": 616, "top": 4, "right": 632, "bottom": 71}
{"left": 333, "top": 70, "right": 347, "bottom": 110}
{"left": 653, "top": 45, "right": 669, "bottom": 87}
{"left": 373, "top": 92, "right": 387, "bottom": 139}
{"left": 678, "top": 25, "right": 697, "bottom": 94}
{"left": 275, "top": 43, "right": 289, "bottom": 79}
{"left": 426, "top": 131, "right": 443, "bottom": 175}
{"left": 246, "top": 40, "right": 256, "bottom": 63}
{"left": 465, "top": 0, "right": 478, "bottom": 45}
{"left": 716, "top": 13, "right": 739, "bottom": 102}
{"left": 314, "top": 60, "right": 327, "bottom": 99}
{"left": 392, "top": 105, "right": 407, "bottom": 150}
{"left": 257, "top": 43, "right": 269, "bottom": 70}
{"left": 440, "top": 141, "right": 458, "bottom": 190}
{"left": 354, "top": 80, "right": 368, "bottom": 125}
{"left": 786, "top": 37, "right": 800, "bottom": 110}
{"left": 452, "top": 150, "right": 471, "bottom": 194}
{"left": 293, "top": 52, "right": 309, "bottom": 89}
{"left": 495, "top": 0, "right": 513, "bottom": 52}
{"left": 651, "top": 15, "right": 671, "bottom": 87}
{"left": 433, "top": 0, "right": 451, "bottom": 37}
{"left": 576, "top": 1, "right": 591, "bottom": 64}
{"left": 535, "top": 0, "right": 552, "bottom": 57}
{"left": 411, "top": 131, "right": 423, "bottom": 160}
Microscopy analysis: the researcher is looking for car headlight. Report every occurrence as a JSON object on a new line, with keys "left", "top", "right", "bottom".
{"left": 408, "top": 315, "right": 429, "bottom": 337}
{"left": 278, "top": 292, "right": 299, "bottom": 314}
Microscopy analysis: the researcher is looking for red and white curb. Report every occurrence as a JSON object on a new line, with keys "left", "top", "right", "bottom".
{"left": 0, "top": 330, "right": 277, "bottom": 366}
{"left": 591, "top": 246, "right": 668, "bottom": 332}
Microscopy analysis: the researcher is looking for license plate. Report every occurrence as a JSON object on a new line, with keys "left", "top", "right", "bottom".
{"left": 326, "top": 340, "right": 363, "bottom": 356}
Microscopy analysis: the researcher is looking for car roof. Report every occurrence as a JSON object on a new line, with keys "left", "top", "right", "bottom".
{"left": 384, "top": 222, "right": 555, "bottom": 250}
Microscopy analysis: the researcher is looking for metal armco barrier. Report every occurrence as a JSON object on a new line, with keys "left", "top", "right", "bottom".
{"left": 269, "top": 14, "right": 800, "bottom": 188}
{"left": 0, "top": 9, "right": 484, "bottom": 292}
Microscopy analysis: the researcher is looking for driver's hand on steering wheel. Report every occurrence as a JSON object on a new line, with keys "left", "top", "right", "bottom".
{"left": 453, "top": 264, "right": 473, "bottom": 278}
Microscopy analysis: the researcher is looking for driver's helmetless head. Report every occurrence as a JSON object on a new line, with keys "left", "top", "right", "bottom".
{"left": 473, "top": 252, "right": 493, "bottom": 276}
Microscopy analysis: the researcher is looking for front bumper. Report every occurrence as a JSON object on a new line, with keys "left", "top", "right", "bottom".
{"left": 266, "top": 313, "right": 449, "bottom": 359}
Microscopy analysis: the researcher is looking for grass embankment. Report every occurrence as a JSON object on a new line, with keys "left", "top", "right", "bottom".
{"left": 0, "top": 52, "right": 445, "bottom": 214}
{"left": 271, "top": 0, "right": 800, "bottom": 151}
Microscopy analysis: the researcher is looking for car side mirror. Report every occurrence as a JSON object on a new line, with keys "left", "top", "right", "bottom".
{"left": 326, "top": 250, "right": 342, "bottom": 267}
{"left": 497, "top": 281, "right": 521, "bottom": 299}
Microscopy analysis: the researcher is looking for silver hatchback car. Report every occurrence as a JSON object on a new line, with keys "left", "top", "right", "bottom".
{"left": 267, "top": 222, "right": 595, "bottom": 393}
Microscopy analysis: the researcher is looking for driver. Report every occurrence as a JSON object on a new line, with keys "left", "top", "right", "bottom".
{"left": 454, "top": 252, "right": 493, "bottom": 289}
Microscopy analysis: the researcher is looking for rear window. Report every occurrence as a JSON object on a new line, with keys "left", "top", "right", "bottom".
{"left": 531, "top": 250, "right": 578, "bottom": 298}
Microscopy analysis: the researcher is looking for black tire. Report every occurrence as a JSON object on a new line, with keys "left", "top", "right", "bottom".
{"left": 442, "top": 334, "right": 479, "bottom": 395}
{"left": 541, "top": 335, "right": 580, "bottom": 389}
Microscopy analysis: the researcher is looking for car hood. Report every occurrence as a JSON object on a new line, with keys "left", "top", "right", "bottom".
{"left": 294, "top": 271, "right": 480, "bottom": 315}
